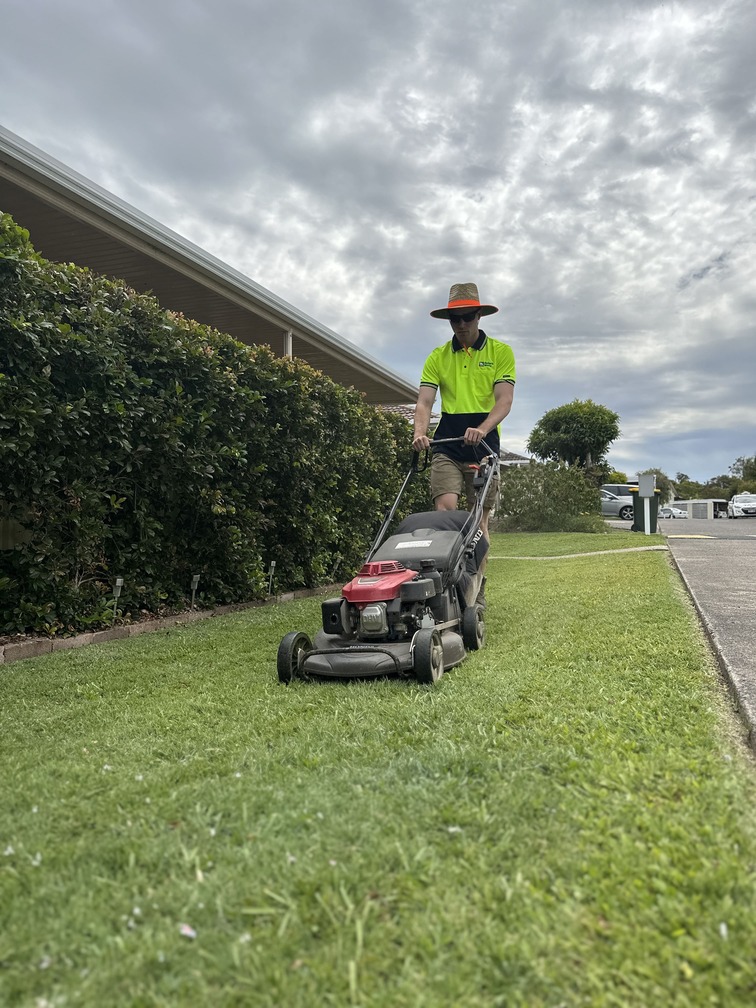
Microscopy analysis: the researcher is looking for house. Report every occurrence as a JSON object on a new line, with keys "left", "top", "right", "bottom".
{"left": 0, "top": 126, "right": 417, "bottom": 406}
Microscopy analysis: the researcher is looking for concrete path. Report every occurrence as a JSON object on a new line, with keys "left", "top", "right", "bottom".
{"left": 663, "top": 524, "right": 756, "bottom": 746}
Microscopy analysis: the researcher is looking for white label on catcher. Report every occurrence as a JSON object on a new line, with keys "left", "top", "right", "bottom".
{"left": 395, "top": 540, "right": 432, "bottom": 549}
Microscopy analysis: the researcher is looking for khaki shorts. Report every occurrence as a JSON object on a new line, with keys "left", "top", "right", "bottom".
{"left": 431, "top": 454, "right": 499, "bottom": 512}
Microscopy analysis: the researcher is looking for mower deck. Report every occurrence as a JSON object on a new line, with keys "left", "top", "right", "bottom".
{"left": 301, "top": 628, "right": 467, "bottom": 678}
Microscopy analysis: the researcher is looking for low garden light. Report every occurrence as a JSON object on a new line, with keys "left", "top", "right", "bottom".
{"left": 112, "top": 577, "right": 124, "bottom": 623}
{"left": 190, "top": 574, "right": 200, "bottom": 609}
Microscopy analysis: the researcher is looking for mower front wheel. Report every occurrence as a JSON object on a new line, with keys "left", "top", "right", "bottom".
{"left": 277, "top": 632, "right": 313, "bottom": 684}
{"left": 414, "top": 628, "right": 444, "bottom": 684}
{"left": 462, "top": 605, "right": 485, "bottom": 651}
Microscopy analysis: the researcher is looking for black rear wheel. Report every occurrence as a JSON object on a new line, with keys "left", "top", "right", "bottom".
{"left": 619, "top": 505, "right": 633, "bottom": 521}
{"left": 277, "top": 632, "right": 313, "bottom": 684}
{"left": 414, "top": 628, "right": 444, "bottom": 684}
{"left": 462, "top": 606, "right": 485, "bottom": 650}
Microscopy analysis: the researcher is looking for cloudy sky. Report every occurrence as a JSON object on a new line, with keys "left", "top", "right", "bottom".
{"left": 2, "top": 0, "right": 755, "bottom": 480}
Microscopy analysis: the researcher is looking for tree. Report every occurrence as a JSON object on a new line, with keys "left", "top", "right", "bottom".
{"left": 527, "top": 399, "right": 620, "bottom": 471}
{"left": 673, "top": 458, "right": 756, "bottom": 500}
{"left": 702, "top": 474, "right": 740, "bottom": 499}
{"left": 606, "top": 469, "right": 628, "bottom": 482}
{"left": 674, "top": 478, "right": 704, "bottom": 501}
{"left": 730, "top": 455, "right": 756, "bottom": 481}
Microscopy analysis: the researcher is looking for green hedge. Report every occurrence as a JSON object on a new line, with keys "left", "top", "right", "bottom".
{"left": 497, "top": 460, "right": 606, "bottom": 532}
{"left": 0, "top": 213, "right": 427, "bottom": 635}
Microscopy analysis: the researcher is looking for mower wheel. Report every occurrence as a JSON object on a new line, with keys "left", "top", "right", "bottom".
{"left": 462, "top": 605, "right": 485, "bottom": 651}
{"left": 414, "top": 628, "right": 444, "bottom": 684}
{"left": 277, "top": 632, "right": 313, "bottom": 684}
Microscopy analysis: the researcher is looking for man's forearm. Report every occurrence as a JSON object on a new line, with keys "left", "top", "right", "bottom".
{"left": 479, "top": 389, "right": 514, "bottom": 435}
{"left": 413, "top": 402, "right": 432, "bottom": 438}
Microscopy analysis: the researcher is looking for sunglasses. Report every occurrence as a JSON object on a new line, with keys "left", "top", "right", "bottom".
{"left": 448, "top": 309, "right": 479, "bottom": 324}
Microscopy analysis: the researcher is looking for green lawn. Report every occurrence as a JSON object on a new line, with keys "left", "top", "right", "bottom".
{"left": 489, "top": 528, "right": 662, "bottom": 556}
{"left": 2, "top": 532, "right": 755, "bottom": 1007}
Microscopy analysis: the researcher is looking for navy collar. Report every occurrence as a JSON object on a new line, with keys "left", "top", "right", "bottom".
{"left": 452, "top": 330, "right": 487, "bottom": 353}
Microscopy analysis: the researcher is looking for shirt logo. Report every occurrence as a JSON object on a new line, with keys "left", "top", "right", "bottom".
{"left": 478, "top": 361, "right": 493, "bottom": 368}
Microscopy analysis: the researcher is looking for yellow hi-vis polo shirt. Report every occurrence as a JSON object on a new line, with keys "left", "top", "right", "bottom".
{"left": 419, "top": 330, "right": 516, "bottom": 462}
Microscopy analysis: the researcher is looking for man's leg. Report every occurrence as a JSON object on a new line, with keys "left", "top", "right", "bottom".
{"left": 430, "top": 455, "right": 465, "bottom": 512}
{"left": 435, "top": 492, "right": 459, "bottom": 511}
{"left": 470, "top": 472, "right": 498, "bottom": 609}
{"left": 480, "top": 509, "right": 491, "bottom": 538}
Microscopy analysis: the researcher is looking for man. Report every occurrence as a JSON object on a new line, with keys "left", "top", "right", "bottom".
{"left": 412, "top": 282, "right": 516, "bottom": 540}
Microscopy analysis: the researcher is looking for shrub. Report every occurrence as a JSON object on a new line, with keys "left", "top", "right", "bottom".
{"left": 496, "top": 461, "right": 606, "bottom": 532}
{"left": 0, "top": 213, "right": 428, "bottom": 634}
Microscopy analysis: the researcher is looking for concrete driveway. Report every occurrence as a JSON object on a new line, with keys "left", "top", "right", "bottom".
{"left": 660, "top": 515, "right": 756, "bottom": 540}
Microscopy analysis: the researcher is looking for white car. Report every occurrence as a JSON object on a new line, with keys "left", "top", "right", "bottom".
{"left": 727, "top": 493, "right": 756, "bottom": 518}
{"left": 659, "top": 506, "right": 688, "bottom": 519}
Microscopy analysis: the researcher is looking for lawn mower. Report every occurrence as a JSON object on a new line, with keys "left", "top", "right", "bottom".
{"left": 276, "top": 437, "right": 499, "bottom": 685}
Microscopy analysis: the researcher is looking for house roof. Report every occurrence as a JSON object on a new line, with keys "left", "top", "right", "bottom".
{"left": 0, "top": 126, "right": 418, "bottom": 406}
{"left": 500, "top": 450, "right": 532, "bottom": 464}
{"left": 381, "top": 403, "right": 442, "bottom": 425}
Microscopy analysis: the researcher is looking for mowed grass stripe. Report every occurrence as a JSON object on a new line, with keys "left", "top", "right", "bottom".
{"left": 1, "top": 536, "right": 755, "bottom": 1007}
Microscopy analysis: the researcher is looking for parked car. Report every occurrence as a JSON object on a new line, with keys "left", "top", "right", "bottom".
{"left": 659, "top": 506, "right": 688, "bottom": 519}
{"left": 601, "top": 483, "right": 639, "bottom": 498}
{"left": 600, "top": 490, "right": 634, "bottom": 521}
{"left": 727, "top": 493, "right": 756, "bottom": 518}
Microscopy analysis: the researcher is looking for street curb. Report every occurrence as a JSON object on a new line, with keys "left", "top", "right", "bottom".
{"left": 0, "top": 584, "right": 342, "bottom": 668}
{"left": 667, "top": 551, "right": 756, "bottom": 749}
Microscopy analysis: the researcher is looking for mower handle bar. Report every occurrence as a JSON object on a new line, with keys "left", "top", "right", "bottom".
{"left": 411, "top": 435, "right": 497, "bottom": 469}
{"left": 425, "top": 435, "right": 496, "bottom": 454}
{"left": 366, "top": 437, "right": 499, "bottom": 562}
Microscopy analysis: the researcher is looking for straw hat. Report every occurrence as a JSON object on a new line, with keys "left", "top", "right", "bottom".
{"left": 430, "top": 282, "right": 498, "bottom": 319}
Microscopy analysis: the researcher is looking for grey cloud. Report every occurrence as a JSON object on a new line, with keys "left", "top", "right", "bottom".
{"left": 2, "top": 0, "right": 756, "bottom": 479}
{"left": 677, "top": 250, "right": 733, "bottom": 290}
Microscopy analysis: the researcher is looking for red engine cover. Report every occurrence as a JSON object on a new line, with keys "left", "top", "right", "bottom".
{"left": 342, "top": 561, "right": 416, "bottom": 604}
